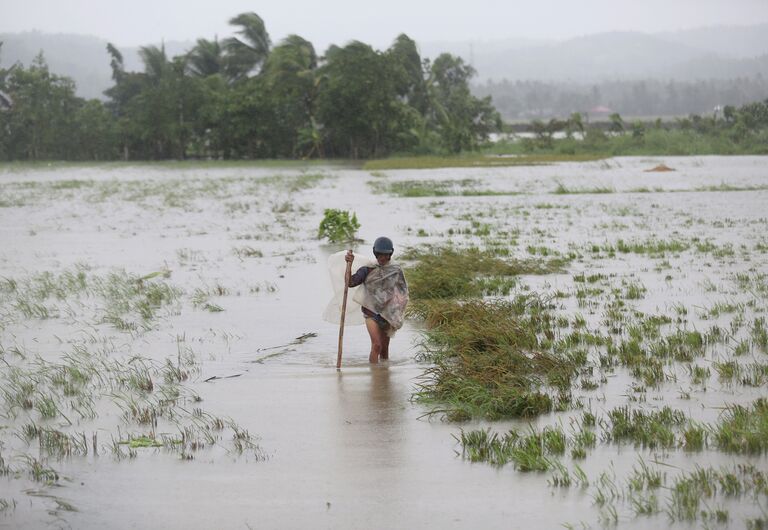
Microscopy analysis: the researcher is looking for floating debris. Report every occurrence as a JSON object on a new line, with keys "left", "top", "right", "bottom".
{"left": 203, "top": 374, "right": 243, "bottom": 383}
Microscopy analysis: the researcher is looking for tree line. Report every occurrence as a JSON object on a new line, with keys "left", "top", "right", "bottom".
{"left": 0, "top": 12, "right": 500, "bottom": 161}
{"left": 477, "top": 77, "right": 768, "bottom": 121}
{"left": 507, "top": 99, "right": 768, "bottom": 156}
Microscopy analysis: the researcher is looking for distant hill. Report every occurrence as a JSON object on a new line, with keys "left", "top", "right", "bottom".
{"left": 657, "top": 23, "right": 768, "bottom": 59}
{"left": 0, "top": 31, "right": 192, "bottom": 99}
{"left": 2, "top": 25, "right": 768, "bottom": 100}
{"left": 421, "top": 26, "right": 768, "bottom": 81}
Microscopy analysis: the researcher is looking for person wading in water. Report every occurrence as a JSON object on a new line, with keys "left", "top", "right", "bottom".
{"left": 345, "top": 237, "right": 409, "bottom": 363}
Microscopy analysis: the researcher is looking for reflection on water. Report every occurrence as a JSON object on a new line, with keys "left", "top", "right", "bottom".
{"left": 333, "top": 364, "right": 405, "bottom": 507}
{"left": 369, "top": 365, "right": 393, "bottom": 411}
{"left": 336, "top": 365, "right": 398, "bottom": 427}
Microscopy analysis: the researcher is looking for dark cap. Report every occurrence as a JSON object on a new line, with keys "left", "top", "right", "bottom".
{"left": 373, "top": 236, "right": 394, "bottom": 254}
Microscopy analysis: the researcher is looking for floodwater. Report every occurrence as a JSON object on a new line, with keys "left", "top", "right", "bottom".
{"left": 1, "top": 156, "right": 767, "bottom": 529}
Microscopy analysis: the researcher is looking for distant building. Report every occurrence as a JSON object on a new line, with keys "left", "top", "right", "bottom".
{"left": 589, "top": 105, "right": 612, "bottom": 115}
{"left": 0, "top": 91, "right": 12, "bottom": 111}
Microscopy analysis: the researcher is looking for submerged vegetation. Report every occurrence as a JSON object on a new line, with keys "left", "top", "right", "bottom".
{"left": 404, "top": 246, "right": 566, "bottom": 301}
{"left": 0, "top": 171, "right": 327, "bottom": 210}
{"left": 0, "top": 266, "right": 180, "bottom": 332}
{"left": 363, "top": 153, "right": 605, "bottom": 171}
{"left": 403, "top": 246, "right": 574, "bottom": 419}
{"left": 458, "top": 403, "right": 768, "bottom": 524}
{"left": 415, "top": 298, "right": 580, "bottom": 420}
{"left": 398, "top": 154, "right": 768, "bottom": 527}
{"left": 0, "top": 170, "right": 330, "bottom": 519}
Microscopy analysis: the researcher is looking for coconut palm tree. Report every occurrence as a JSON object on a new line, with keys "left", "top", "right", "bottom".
{"left": 609, "top": 112, "right": 625, "bottom": 134}
{"left": 224, "top": 12, "right": 271, "bottom": 81}
{"left": 262, "top": 35, "right": 320, "bottom": 157}
{"left": 138, "top": 44, "right": 168, "bottom": 84}
{"left": 568, "top": 112, "right": 584, "bottom": 138}
{"left": 187, "top": 38, "right": 225, "bottom": 78}
{"left": 106, "top": 43, "right": 124, "bottom": 82}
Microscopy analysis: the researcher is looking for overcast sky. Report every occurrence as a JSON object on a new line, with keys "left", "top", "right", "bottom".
{"left": 3, "top": 0, "right": 768, "bottom": 51}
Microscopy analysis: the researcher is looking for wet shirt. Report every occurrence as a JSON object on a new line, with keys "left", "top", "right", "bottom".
{"left": 348, "top": 265, "right": 409, "bottom": 329}
{"left": 348, "top": 266, "right": 373, "bottom": 288}
{"left": 349, "top": 267, "right": 379, "bottom": 319}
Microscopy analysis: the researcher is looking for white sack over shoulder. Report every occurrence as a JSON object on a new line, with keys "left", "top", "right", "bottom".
{"left": 322, "top": 250, "right": 370, "bottom": 326}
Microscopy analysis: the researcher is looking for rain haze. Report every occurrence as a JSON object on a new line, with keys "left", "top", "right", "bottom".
{"left": 3, "top": 1, "right": 768, "bottom": 529}
{"left": 3, "top": 0, "right": 768, "bottom": 50}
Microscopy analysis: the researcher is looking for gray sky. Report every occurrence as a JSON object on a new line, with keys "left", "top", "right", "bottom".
{"left": 3, "top": 0, "right": 768, "bottom": 51}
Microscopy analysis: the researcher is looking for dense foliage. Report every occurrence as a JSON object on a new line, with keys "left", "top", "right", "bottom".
{"left": 0, "top": 15, "right": 500, "bottom": 161}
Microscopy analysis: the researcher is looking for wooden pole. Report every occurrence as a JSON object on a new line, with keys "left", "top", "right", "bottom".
{"left": 337, "top": 253, "right": 353, "bottom": 370}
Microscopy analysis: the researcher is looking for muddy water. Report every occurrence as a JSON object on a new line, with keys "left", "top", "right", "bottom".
{"left": 1, "top": 157, "right": 767, "bottom": 529}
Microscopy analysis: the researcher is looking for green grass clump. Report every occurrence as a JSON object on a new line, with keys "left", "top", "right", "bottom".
{"left": 693, "top": 183, "right": 768, "bottom": 193}
{"left": 458, "top": 425, "right": 568, "bottom": 471}
{"left": 648, "top": 329, "right": 705, "bottom": 362}
{"left": 666, "top": 464, "right": 767, "bottom": 522}
{"left": 0, "top": 266, "right": 180, "bottom": 331}
{"left": 21, "top": 455, "right": 59, "bottom": 484}
{"left": 553, "top": 182, "right": 615, "bottom": 195}
{"left": 369, "top": 178, "right": 524, "bottom": 197}
{"left": 121, "top": 436, "right": 163, "bottom": 448}
{"left": 714, "top": 360, "right": 739, "bottom": 380}
{"left": 407, "top": 244, "right": 577, "bottom": 420}
{"left": 667, "top": 467, "right": 718, "bottom": 521}
{"left": 414, "top": 298, "right": 581, "bottom": 420}
{"left": 370, "top": 178, "right": 472, "bottom": 197}
{"left": 609, "top": 238, "right": 690, "bottom": 255}
{"left": 23, "top": 425, "right": 89, "bottom": 457}
{"left": 604, "top": 406, "right": 686, "bottom": 448}
{"left": 752, "top": 318, "right": 768, "bottom": 353}
{"left": 96, "top": 270, "right": 180, "bottom": 330}
{"left": 404, "top": 246, "right": 566, "bottom": 302}
{"left": 713, "top": 399, "right": 768, "bottom": 453}
{"left": 682, "top": 423, "right": 708, "bottom": 451}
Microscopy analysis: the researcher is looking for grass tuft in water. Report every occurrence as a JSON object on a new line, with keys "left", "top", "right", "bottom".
{"left": 713, "top": 398, "right": 768, "bottom": 453}
{"left": 604, "top": 406, "right": 686, "bottom": 448}
{"left": 404, "top": 246, "right": 566, "bottom": 302}
{"left": 414, "top": 297, "right": 582, "bottom": 420}
{"left": 458, "top": 425, "right": 569, "bottom": 471}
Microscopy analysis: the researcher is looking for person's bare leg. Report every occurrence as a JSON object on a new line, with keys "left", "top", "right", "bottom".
{"left": 380, "top": 332, "right": 391, "bottom": 360}
{"left": 365, "top": 318, "right": 384, "bottom": 363}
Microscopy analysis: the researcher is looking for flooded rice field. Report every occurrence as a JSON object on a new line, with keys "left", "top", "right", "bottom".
{"left": 1, "top": 156, "right": 767, "bottom": 529}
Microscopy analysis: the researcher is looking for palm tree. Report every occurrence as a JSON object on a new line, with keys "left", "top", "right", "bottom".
{"left": 138, "top": 44, "right": 168, "bottom": 84}
{"left": 609, "top": 112, "right": 625, "bottom": 135}
{"left": 263, "top": 35, "right": 321, "bottom": 157}
{"left": 387, "top": 34, "right": 427, "bottom": 113}
{"left": 263, "top": 35, "right": 317, "bottom": 84}
{"left": 568, "top": 112, "right": 584, "bottom": 137}
{"left": 187, "top": 38, "right": 225, "bottom": 78}
{"left": 224, "top": 12, "right": 271, "bottom": 81}
{"left": 106, "top": 43, "right": 124, "bottom": 82}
